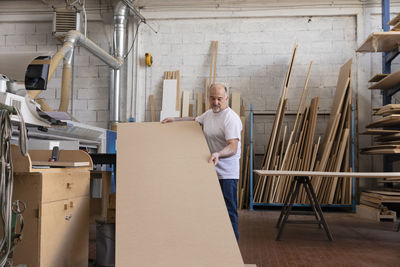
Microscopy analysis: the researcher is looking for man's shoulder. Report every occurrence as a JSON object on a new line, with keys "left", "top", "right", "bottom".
{"left": 225, "top": 108, "right": 242, "bottom": 122}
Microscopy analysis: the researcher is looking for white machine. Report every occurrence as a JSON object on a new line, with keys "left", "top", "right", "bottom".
{"left": 0, "top": 92, "right": 51, "bottom": 128}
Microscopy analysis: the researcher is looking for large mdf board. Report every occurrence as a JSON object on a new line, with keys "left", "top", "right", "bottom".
{"left": 116, "top": 122, "right": 244, "bottom": 267}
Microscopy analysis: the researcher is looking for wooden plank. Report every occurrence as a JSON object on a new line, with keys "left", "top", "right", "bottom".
{"left": 197, "top": 92, "right": 203, "bottom": 116}
{"left": 369, "top": 69, "right": 400, "bottom": 90}
{"left": 375, "top": 132, "right": 400, "bottom": 141}
{"left": 176, "top": 71, "right": 181, "bottom": 111}
{"left": 361, "top": 148, "right": 400, "bottom": 154}
{"left": 239, "top": 116, "right": 245, "bottom": 201}
{"left": 204, "top": 78, "right": 209, "bottom": 110}
{"left": 231, "top": 92, "right": 241, "bottom": 116}
{"left": 319, "top": 59, "right": 351, "bottom": 155}
{"left": 262, "top": 44, "right": 297, "bottom": 170}
{"left": 208, "top": 41, "right": 215, "bottom": 89}
{"left": 117, "top": 122, "right": 244, "bottom": 266}
{"left": 213, "top": 41, "right": 218, "bottom": 85}
{"left": 160, "top": 80, "right": 180, "bottom": 121}
{"left": 389, "top": 13, "right": 400, "bottom": 26}
{"left": 366, "top": 114, "right": 400, "bottom": 128}
{"left": 260, "top": 99, "right": 287, "bottom": 202}
{"left": 356, "top": 32, "right": 400, "bottom": 52}
{"left": 181, "top": 91, "right": 190, "bottom": 117}
{"left": 149, "top": 94, "right": 155, "bottom": 122}
{"left": 327, "top": 129, "right": 349, "bottom": 204}
{"left": 189, "top": 104, "right": 193, "bottom": 117}
{"left": 32, "top": 161, "right": 90, "bottom": 167}
{"left": 366, "top": 190, "right": 400, "bottom": 196}
{"left": 391, "top": 20, "right": 400, "bottom": 31}
{"left": 361, "top": 144, "right": 400, "bottom": 151}
{"left": 360, "top": 129, "right": 400, "bottom": 135}
{"left": 376, "top": 104, "right": 400, "bottom": 115}
{"left": 368, "top": 73, "right": 388, "bottom": 82}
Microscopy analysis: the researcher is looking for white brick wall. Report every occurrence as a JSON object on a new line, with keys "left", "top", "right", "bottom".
{"left": 2, "top": 1, "right": 400, "bottom": 174}
{"left": 138, "top": 15, "right": 356, "bottom": 154}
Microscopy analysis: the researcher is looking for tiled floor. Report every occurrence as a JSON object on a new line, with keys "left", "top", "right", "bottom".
{"left": 238, "top": 210, "right": 400, "bottom": 267}
{"left": 89, "top": 210, "right": 400, "bottom": 266}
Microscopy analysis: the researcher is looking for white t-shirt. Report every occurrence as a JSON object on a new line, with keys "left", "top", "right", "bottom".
{"left": 196, "top": 107, "right": 242, "bottom": 180}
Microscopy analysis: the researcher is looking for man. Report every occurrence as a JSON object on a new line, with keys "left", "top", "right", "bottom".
{"left": 162, "top": 83, "right": 242, "bottom": 241}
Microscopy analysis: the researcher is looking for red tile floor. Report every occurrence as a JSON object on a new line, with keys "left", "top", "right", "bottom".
{"left": 89, "top": 210, "right": 400, "bottom": 267}
{"left": 238, "top": 210, "right": 400, "bottom": 267}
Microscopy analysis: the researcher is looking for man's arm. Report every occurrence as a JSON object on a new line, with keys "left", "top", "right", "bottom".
{"left": 161, "top": 117, "right": 195, "bottom": 123}
{"left": 209, "top": 138, "right": 239, "bottom": 165}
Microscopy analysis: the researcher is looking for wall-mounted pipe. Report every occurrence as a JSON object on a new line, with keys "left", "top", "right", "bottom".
{"left": 29, "top": 29, "right": 125, "bottom": 114}
{"left": 29, "top": 0, "right": 133, "bottom": 122}
{"left": 111, "top": 2, "right": 128, "bottom": 123}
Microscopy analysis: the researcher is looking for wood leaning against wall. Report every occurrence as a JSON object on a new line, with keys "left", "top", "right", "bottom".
{"left": 253, "top": 45, "right": 353, "bottom": 205}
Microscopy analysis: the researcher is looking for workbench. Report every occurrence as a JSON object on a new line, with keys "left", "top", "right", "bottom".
{"left": 11, "top": 145, "right": 93, "bottom": 267}
{"left": 254, "top": 170, "right": 400, "bottom": 241}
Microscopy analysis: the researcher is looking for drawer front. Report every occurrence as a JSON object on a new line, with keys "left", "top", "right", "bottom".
{"left": 42, "top": 171, "right": 90, "bottom": 203}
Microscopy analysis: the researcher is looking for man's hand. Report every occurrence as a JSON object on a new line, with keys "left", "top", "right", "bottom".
{"left": 209, "top": 152, "right": 220, "bottom": 165}
{"left": 161, "top": 117, "right": 174, "bottom": 124}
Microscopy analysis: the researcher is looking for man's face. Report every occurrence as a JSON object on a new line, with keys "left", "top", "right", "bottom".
{"left": 209, "top": 85, "right": 228, "bottom": 113}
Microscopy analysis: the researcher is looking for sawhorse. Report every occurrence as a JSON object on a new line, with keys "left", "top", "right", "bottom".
{"left": 276, "top": 176, "right": 333, "bottom": 241}
{"left": 253, "top": 170, "right": 400, "bottom": 241}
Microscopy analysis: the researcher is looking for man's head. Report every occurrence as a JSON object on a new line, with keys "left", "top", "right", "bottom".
{"left": 209, "top": 84, "right": 228, "bottom": 113}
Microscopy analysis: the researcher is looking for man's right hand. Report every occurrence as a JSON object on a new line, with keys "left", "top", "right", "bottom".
{"left": 161, "top": 117, "right": 174, "bottom": 124}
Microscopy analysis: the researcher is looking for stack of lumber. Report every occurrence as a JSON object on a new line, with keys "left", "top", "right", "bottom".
{"left": 155, "top": 41, "right": 219, "bottom": 121}
{"left": 312, "top": 59, "right": 352, "bottom": 204}
{"left": 360, "top": 190, "right": 400, "bottom": 207}
{"left": 356, "top": 13, "right": 400, "bottom": 52}
{"left": 358, "top": 190, "right": 399, "bottom": 222}
{"left": 253, "top": 55, "right": 353, "bottom": 205}
{"left": 252, "top": 43, "right": 297, "bottom": 203}
{"left": 361, "top": 104, "right": 400, "bottom": 154}
{"left": 356, "top": 31, "right": 400, "bottom": 53}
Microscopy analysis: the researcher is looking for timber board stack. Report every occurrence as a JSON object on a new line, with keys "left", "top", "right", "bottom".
{"left": 360, "top": 104, "right": 400, "bottom": 154}
{"left": 358, "top": 190, "right": 399, "bottom": 222}
{"left": 253, "top": 43, "right": 353, "bottom": 205}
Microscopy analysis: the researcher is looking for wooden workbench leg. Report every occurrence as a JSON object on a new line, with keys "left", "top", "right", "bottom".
{"left": 305, "top": 177, "right": 333, "bottom": 241}
{"left": 276, "top": 178, "right": 301, "bottom": 241}
{"left": 276, "top": 178, "right": 297, "bottom": 228}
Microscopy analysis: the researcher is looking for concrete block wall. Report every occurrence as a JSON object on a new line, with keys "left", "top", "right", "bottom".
{"left": 2, "top": 1, "right": 400, "bottom": 174}
{"left": 0, "top": 19, "right": 112, "bottom": 129}
{"left": 139, "top": 15, "right": 356, "bottom": 157}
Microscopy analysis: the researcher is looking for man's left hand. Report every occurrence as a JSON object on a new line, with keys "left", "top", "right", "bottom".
{"left": 209, "top": 152, "right": 219, "bottom": 165}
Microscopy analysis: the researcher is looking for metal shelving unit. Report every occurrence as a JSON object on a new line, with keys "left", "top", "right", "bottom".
{"left": 381, "top": 0, "right": 400, "bottom": 173}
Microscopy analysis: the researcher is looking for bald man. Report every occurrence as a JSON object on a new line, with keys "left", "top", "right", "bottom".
{"left": 162, "top": 84, "right": 242, "bottom": 241}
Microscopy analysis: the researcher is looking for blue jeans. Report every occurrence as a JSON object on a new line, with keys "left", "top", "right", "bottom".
{"left": 218, "top": 179, "right": 239, "bottom": 241}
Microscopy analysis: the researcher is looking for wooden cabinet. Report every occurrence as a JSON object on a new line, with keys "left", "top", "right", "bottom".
{"left": 10, "top": 146, "right": 92, "bottom": 267}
